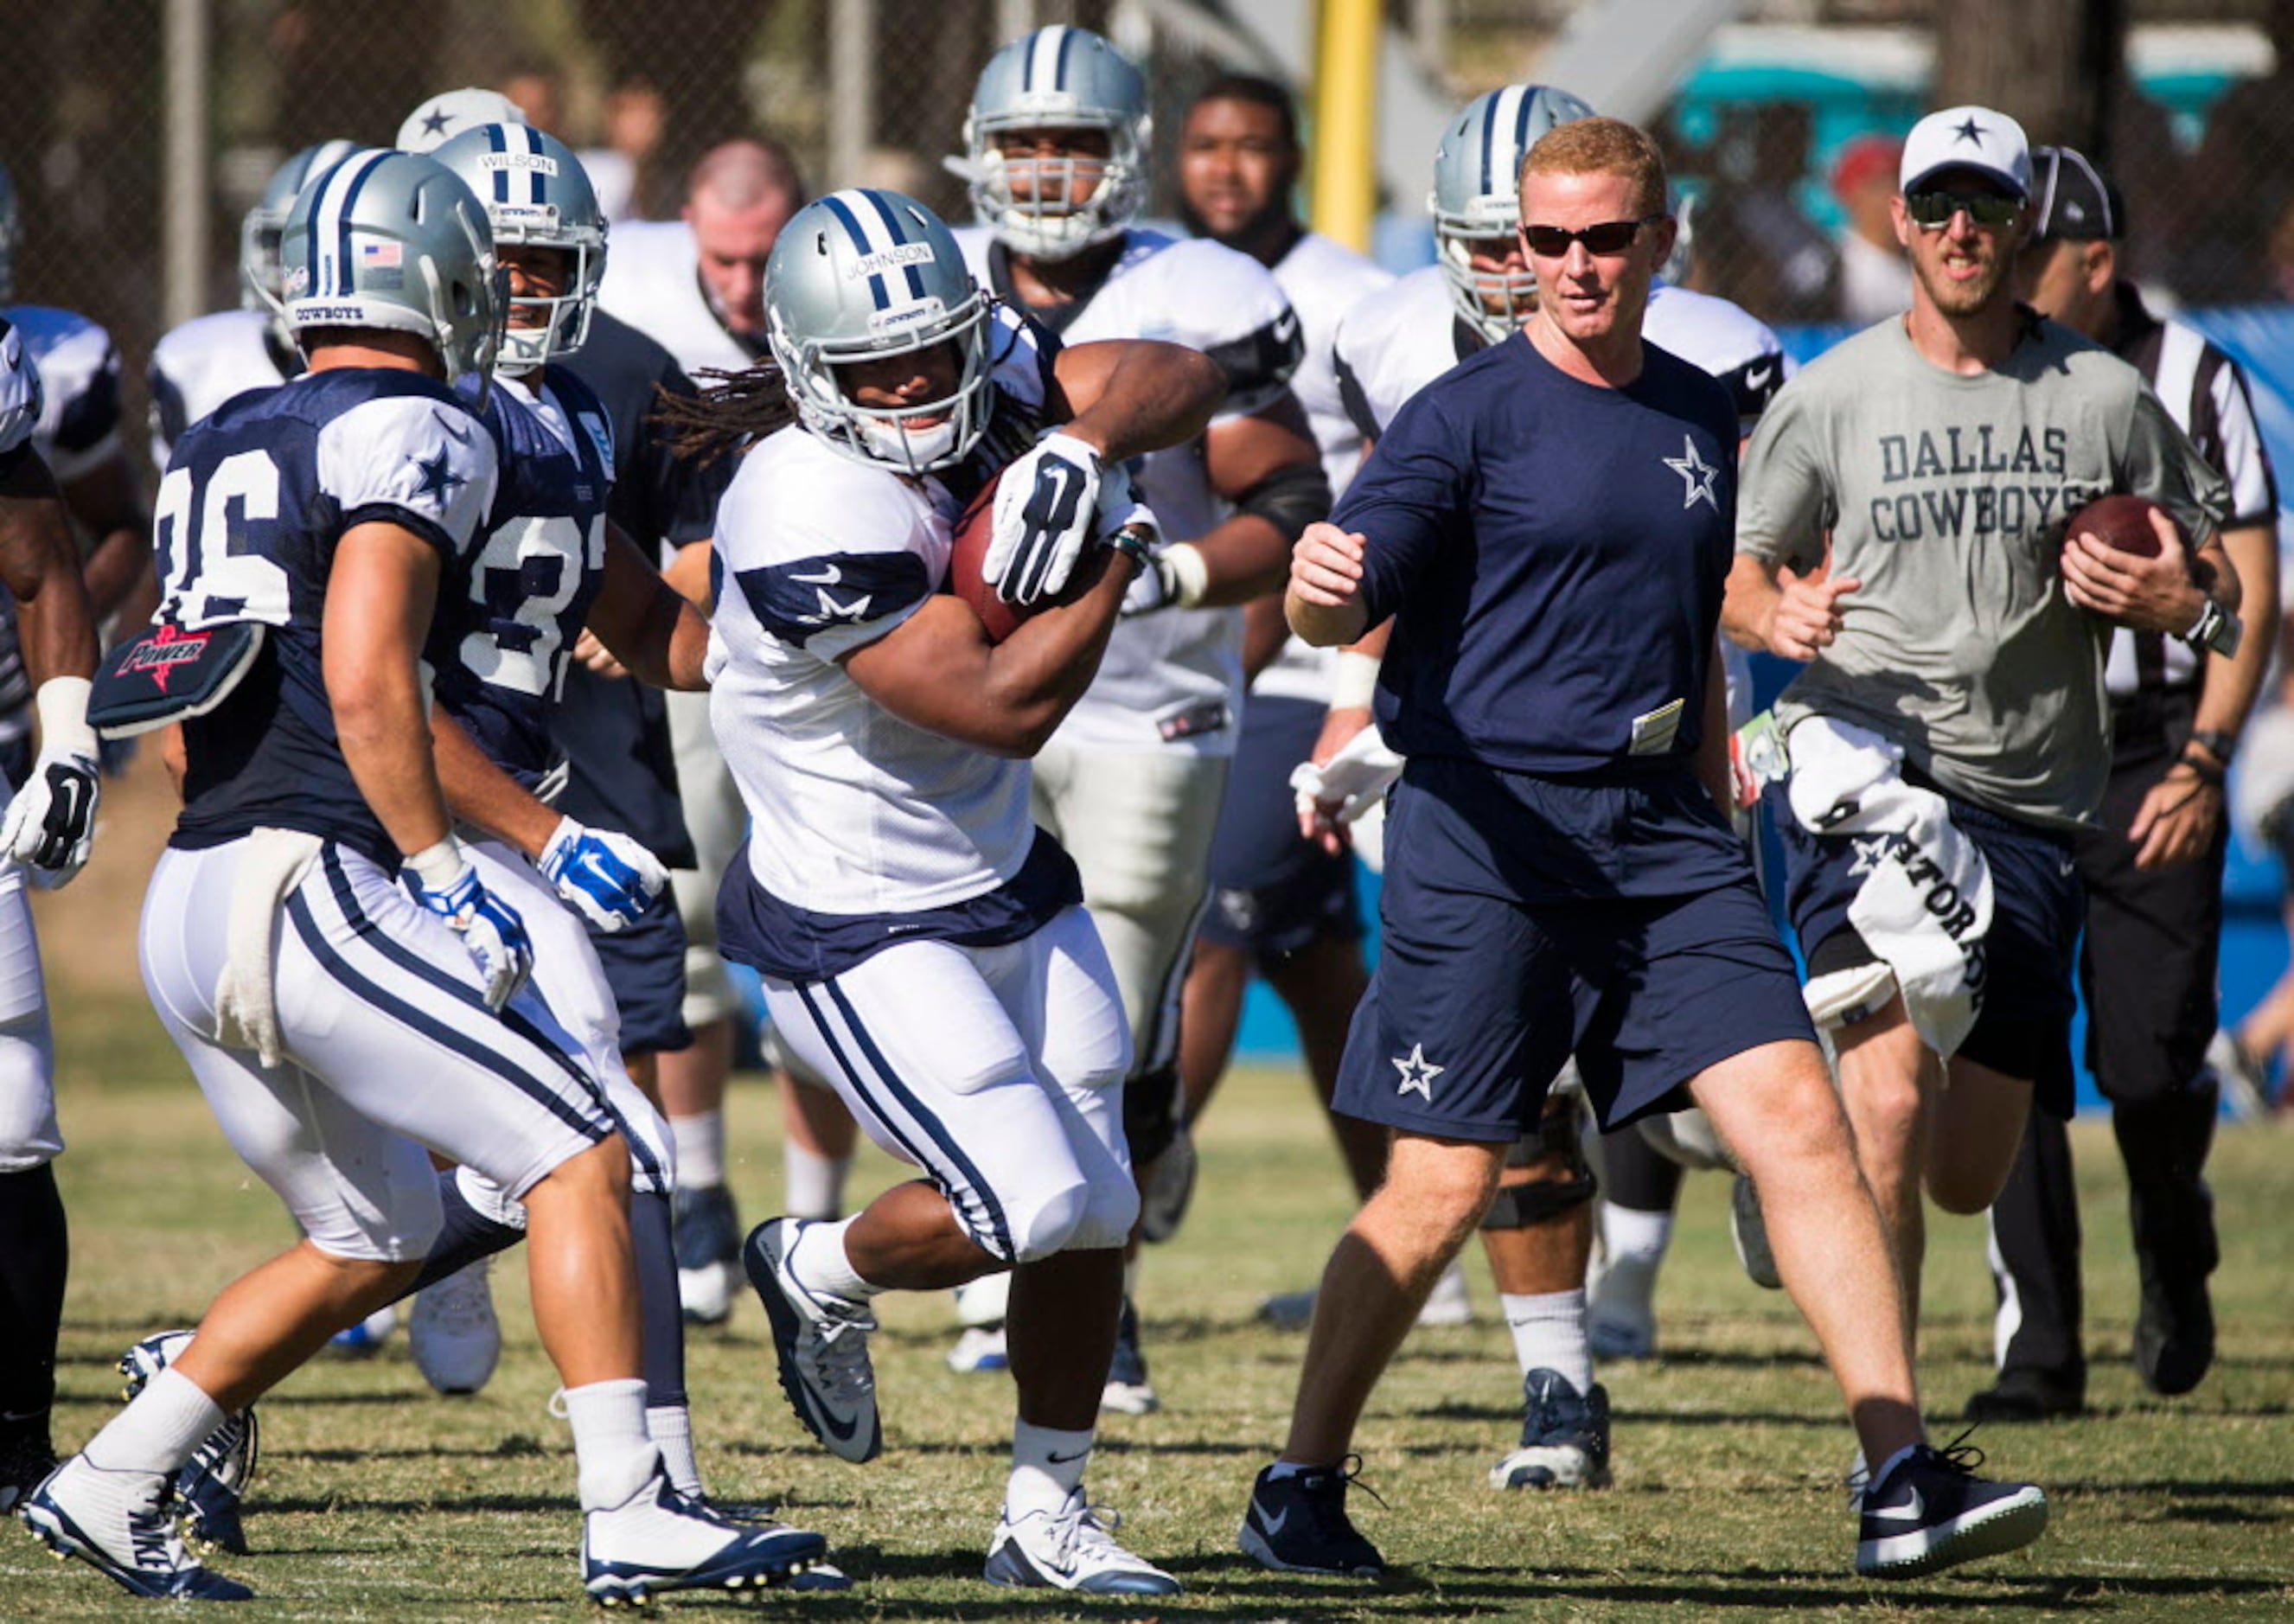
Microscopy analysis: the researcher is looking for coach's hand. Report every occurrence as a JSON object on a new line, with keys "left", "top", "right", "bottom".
{"left": 2060, "top": 511, "right": 2206, "bottom": 632}
{"left": 409, "top": 839, "right": 535, "bottom": 1012}
{"left": 1, "top": 676, "right": 101, "bottom": 887}
{"left": 1764, "top": 568, "right": 1859, "bottom": 661}
{"left": 988, "top": 431, "right": 1103, "bottom": 605}
{"left": 1288, "top": 522, "right": 1366, "bottom": 610}
{"left": 540, "top": 816, "right": 668, "bottom": 932}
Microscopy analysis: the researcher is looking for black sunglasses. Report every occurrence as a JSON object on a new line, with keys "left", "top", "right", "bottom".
{"left": 1905, "top": 190, "right": 2022, "bottom": 229}
{"left": 1518, "top": 214, "right": 1665, "bottom": 257}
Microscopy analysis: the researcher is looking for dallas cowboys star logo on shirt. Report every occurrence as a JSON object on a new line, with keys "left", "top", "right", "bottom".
{"left": 790, "top": 561, "right": 873, "bottom": 625}
{"left": 410, "top": 447, "right": 466, "bottom": 502}
{"left": 1664, "top": 435, "right": 1720, "bottom": 512}
{"left": 1391, "top": 1044, "right": 1444, "bottom": 1101}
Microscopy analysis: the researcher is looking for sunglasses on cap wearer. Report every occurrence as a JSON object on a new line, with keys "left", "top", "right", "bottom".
{"left": 1904, "top": 189, "right": 2022, "bottom": 229}
{"left": 1518, "top": 214, "right": 1666, "bottom": 257}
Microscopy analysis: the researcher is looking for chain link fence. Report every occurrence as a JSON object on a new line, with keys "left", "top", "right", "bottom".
{"left": 5, "top": 1, "right": 2294, "bottom": 490}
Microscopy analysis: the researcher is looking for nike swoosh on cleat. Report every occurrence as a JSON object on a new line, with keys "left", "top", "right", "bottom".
{"left": 1257, "top": 1505, "right": 1290, "bottom": 1538}
{"left": 1868, "top": 1487, "right": 1926, "bottom": 1524}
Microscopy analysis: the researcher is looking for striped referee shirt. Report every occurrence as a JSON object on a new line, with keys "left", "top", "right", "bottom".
{"left": 2105, "top": 281, "right": 2278, "bottom": 700}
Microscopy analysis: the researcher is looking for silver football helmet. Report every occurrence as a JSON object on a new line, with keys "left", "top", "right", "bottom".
{"left": 765, "top": 189, "right": 992, "bottom": 475}
{"left": 241, "top": 141, "right": 365, "bottom": 322}
{"left": 0, "top": 159, "right": 17, "bottom": 303}
{"left": 280, "top": 150, "right": 502, "bottom": 384}
{"left": 430, "top": 125, "right": 605, "bottom": 375}
{"left": 963, "top": 25, "right": 1149, "bottom": 261}
{"left": 1431, "top": 83, "right": 1595, "bottom": 342}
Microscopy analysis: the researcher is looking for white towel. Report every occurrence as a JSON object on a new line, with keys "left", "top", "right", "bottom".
{"left": 213, "top": 828, "right": 323, "bottom": 1068}
{"left": 1290, "top": 721, "right": 1406, "bottom": 874}
{"left": 1784, "top": 717, "right": 1992, "bottom": 1058}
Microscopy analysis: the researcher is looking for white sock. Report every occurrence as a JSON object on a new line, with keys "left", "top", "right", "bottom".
{"left": 1007, "top": 1419, "right": 1092, "bottom": 1519}
{"left": 788, "top": 1217, "right": 878, "bottom": 1303}
{"left": 783, "top": 1141, "right": 851, "bottom": 1222}
{"left": 561, "top": 1378, "right": 661, "bottom": 1512}
{"left": 648, "top": 1403, "right": 703, "bottom": 1499}
{"left": 82, "top": 1365, "right": 226, "bottom": 1477}
{"left": 668, "top": 1112, "right": 725, "bottom": 1192}
{"left": 1594, "top": 1204, "right": 1672, "bottom": 1309}
{"left": 1264, "top": 1459, "right": 1314, "bottom": 1482}
{"left": 1501, "top": 1289, "right": 1594, "bottom": 1391}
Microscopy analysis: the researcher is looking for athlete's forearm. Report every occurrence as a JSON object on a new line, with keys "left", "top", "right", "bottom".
{"left": 0, "top": 457, "right": 99, "bottom": 687}
{"left": 589, "top": 524, "right": 711, "bottom": 691}
{"left": 1719, "top": 553, "right": 1782, "bottom": 652}
{"left": 2191, "top": 521, "right": 2278, "bottom": 749}
{"left": 1060, "top": 342, "right": 1226, "bottom": 464}
{"left": 432, "top": 709, "right": 559, "bottom": 858}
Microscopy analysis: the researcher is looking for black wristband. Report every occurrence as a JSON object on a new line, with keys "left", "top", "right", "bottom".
{"left": 2188, "top": 727, "right": 2238, "bottom": 766}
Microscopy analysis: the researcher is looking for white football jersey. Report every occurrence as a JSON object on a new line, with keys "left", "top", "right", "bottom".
{"left": 0, "top": 317, "right": 41, "bottom": 460}
{"left": 1254, "top": 230, "right": 1391, "bottom": 706}
{"left": 958, "top": 225, "right": 1302, "bottom": 757}
{"left": 1, "top": 304, "right": 124, "bottom": 483}
{"left": 706, "top": 308, "right": 1054, "bottom": 917}
{"left": 596, "top": 220, "right": 763, "bottom": 380}
{"left": 149, "top": 308, "right": 299, "bottom": 469}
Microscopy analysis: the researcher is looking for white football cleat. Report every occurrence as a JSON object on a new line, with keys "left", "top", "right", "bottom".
{"left": 983, "top": 1487, "right": 1179, "bottom": 1595}
{"left": 411, "top": 1256, "right": 501, "bottom": 1396}
{"left": 584, "top": 1472, "right": 831, "bottom": 1604}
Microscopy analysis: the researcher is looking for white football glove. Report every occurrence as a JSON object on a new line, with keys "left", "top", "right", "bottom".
{"left": 408, "top": 838, "right": 534, "bottom": 1012}
{"left": 1289, "top": 720, "right": 1406, "bottom": 831}
{"left": 539, "top": 816, "right": 669, "bottom": 933}
{"left": 0, "top": 677, "right": 101, "bottom": 887}
{"left": 986, "top": 430, "right": 1102, "bottom": 606}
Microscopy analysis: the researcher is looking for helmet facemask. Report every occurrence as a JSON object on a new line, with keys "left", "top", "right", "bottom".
{"left": 1435, "top": 208, "right": 1537, "bottom": 346}
{"left": 967, "top": 118, "right": 1145, "bottom": 261}
{"left": 774, "top": 294, "right": 993, "bottom": 476}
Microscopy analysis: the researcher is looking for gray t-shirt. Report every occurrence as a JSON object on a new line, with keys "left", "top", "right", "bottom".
{"left": 1737, "top": 313, "right": 2228, "bottom": 828}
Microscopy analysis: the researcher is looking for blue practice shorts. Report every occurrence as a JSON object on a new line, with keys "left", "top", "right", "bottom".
{"left": 1767, "top": 775, "right": 2080, "bottom": 1116}
{"left": 1198, "top": 695, "right": 1363, "bottom": 967}
{"left": 588, "top": 886, "right": 693, "bottom": 1057}
{"left": 1333, "top": 758, "right": 1814, "bottom": 1142}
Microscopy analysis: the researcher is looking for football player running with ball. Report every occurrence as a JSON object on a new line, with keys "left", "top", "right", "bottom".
{"left": 692, "top": 187, "right": 1223, "bottom": 1596}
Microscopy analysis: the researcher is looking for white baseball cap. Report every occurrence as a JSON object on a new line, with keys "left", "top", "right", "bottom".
{"left": 1898, "top": 105, "right": 2032, "bottom": 200}
{"left": 397, "top": 88, "right": 530, "bottom": 154}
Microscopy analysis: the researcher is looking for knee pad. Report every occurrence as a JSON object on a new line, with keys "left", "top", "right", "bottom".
{"left": 1064, "top": 1173, "right": 1141, "bottom": 1253}
{"left": 1481, "top": 1105, "right": 1598, "bottom": 1231}
{"left": 1000, "top": 1177, "right": 1091, "bottom": 1266}
{"left": 1121, "top": 1062, "right": 1182, "bottom": 1166}
{"left": 0, "top": 1013, "right": 59, "bottom": 1173}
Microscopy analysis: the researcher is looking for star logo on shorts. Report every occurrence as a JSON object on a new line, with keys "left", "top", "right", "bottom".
{"left": 1848, "top": 834, "right": 1895, "bottom": 878}
{"left": 1664, "top": 435, "right": 1721, "bottom": 512}
{"left": 1391, "top": 1044, "right": 1444, "bottom": 1101}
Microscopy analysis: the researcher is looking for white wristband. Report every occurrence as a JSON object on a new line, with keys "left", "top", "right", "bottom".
{"left": 405, "top": 835, "right": 468, "bottom": 893}
{"left": 1330, "top": 649, "right": 1381, "bottom": 711}
{"left": 1161, "top": 541, "right": 1211, "bottom": 610}
{"left": 33, "top": 675, "right": 97, "bottom": 758}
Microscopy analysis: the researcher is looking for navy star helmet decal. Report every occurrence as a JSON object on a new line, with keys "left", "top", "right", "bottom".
{"left": 734, "top": 551, "right": 931, "bottom": 649}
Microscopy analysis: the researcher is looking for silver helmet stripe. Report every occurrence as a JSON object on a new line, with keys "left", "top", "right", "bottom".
{"left": 1482, "top": 83, "right": 1526, "bottom": 199}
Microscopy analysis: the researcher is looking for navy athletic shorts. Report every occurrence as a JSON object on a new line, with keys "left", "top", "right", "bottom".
{"left": 589, "top": 886, "right": 693, "bottom": 1057}
{"left": 1333, "top": 756, "right": 1814, "bottom": 1143}
{"left": 1767, "top": 773, "right": 2080, "bottom": 1116}
{"left": 1198, "top": 695, "right": 1363, "bottom": 966}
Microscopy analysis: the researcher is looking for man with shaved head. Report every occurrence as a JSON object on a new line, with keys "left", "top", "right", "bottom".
{"left": 597, "top": 137, "right": 814, "bottom": 1327}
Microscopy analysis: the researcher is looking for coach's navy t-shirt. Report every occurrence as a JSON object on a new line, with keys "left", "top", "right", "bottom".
{"left": 1342, "top": 330, "right": 1740, "bottom": 777}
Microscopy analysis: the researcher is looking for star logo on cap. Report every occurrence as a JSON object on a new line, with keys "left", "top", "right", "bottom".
{"left": 419, "top": 106, "right": 452, "bottom": 138}
{"left": 1952, "top": 116, "right": 1986, "bottom": 147}
{"left": 1664, "top": 435, "right": 1721, "bottom": 512}
{"left": 1391, "top": 1044, "right": 1444, "bottom": 1101}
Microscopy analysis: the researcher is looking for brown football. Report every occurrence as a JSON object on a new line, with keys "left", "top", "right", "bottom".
{"left": 2062, "top": 493, "right": 2169, "bottom": 560}
{"left": 946, "top": 468, "right": 1029, "bottom": 644}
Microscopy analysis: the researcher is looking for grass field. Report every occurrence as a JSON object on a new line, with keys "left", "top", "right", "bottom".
{"left": 6, "top": 975, "right": 2293, "bottom": 1621}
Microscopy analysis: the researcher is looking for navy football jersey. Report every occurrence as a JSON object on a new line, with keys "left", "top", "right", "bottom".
{"left": 426, "top": 365, "right": 616, "bottom": 790}
{"left": 167, "top": 368, "right": 498, "bottom": 863}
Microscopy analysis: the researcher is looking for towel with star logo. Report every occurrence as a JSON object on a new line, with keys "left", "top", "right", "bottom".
{"left": 1783, "top": 713, "right": 1993, "bottom": 1057}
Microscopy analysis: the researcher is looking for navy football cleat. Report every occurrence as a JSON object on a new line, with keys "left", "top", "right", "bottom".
{"left": 743, "top": 1218, "right": 882, "bottom": 1463}
{"left": 1490, "top": 1369, "right": 1612, "bottom": 1490}
{"left": 1855, "top": 1435, "right": 2048, "bottom": 1577}
{"left": 582, "top": 1474, "right": 831, "bottom": 1605}
{"left": 116, "top": 1331, "right": 259, "bottom": 1554}
{"left": 20, "top": 1461, "right": 254, "bottom": 1602}
{"left": 1238, "top": 1459, "right": 1385, "bottom": 1577}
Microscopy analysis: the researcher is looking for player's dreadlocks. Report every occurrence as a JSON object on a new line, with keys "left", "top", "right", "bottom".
{"left": 649, "top": 362, "right": 797, "bottom": 469}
